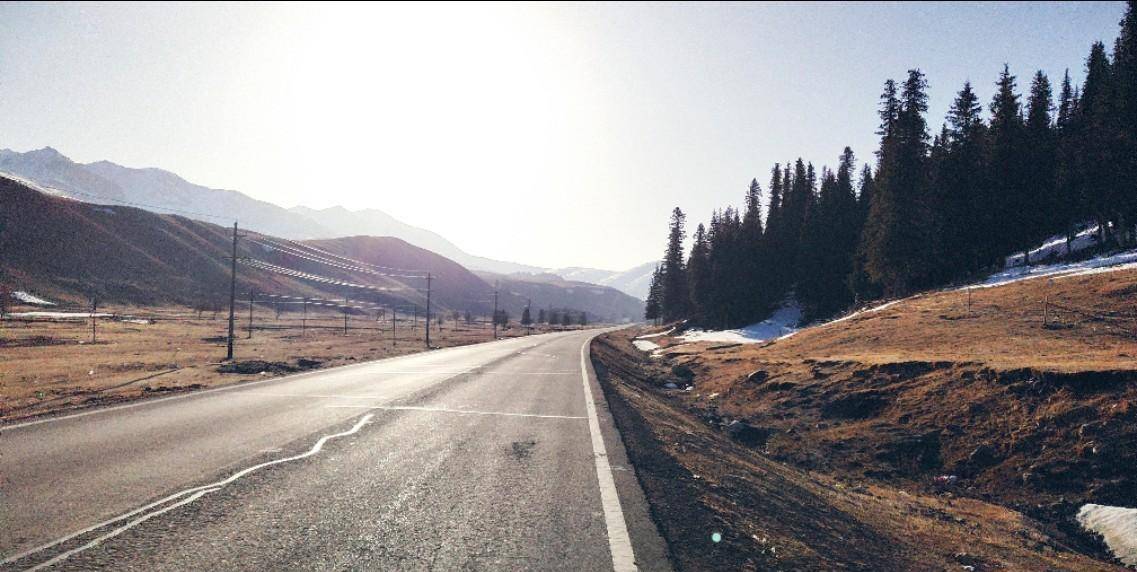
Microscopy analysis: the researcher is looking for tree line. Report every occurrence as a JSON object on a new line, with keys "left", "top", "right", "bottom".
{"left": 646, "top": 3, "right": 1136, "bottom": 327}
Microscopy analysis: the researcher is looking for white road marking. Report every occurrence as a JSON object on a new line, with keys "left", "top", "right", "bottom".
{"left": 3, "top": 414, "right": 375, "bottom": 569}
{"left": 247, "top": 392, "right": 389, "bottom": 400}
{"left": 579, "top": 335, "right": 637, "bottom": 571}
{"left": 25, "top": 488, "right": 219, "bottom": 572}
{"left": 325, "top": 404, "right": 585, "bottom": 420}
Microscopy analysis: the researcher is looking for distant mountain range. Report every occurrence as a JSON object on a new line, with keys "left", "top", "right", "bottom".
{"left": 549, "top": 262, "right": 656, "bottom": 300}
{"left": 0, "top": 175, "right": 643, "bottom": 321}
{"left": 0, "top": 146, "right": 652, "bottom": 299}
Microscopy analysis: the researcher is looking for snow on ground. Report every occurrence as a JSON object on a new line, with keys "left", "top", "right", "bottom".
{"left": 633, "top": 339, "right": 661, "bottom": 352}
{"left": 4, "top": 311, "right": 113, "bottom": 321}
{"left": 678, "top": 301, "right": 802, "bottom": 344}
{"left": 1077, "top": 504, "right": 1137, "bottom": 566}
{"left": 970, "top": 248, "right": 1137, "bottom": 291}
{"left": 636, "top": 327, "right": 675, "bottom": 339}
{"left": 1005, "top": 225, "right": 1099, "bottom": 268}
{"left": 11, "top": 291, "right": 55, "bottom": 306}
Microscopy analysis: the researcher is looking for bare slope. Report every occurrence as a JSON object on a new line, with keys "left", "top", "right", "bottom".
{"left": 0, "top": 176, "right": 494, "bottom": 313}
{"left": 601, "top": 266, "right": 1137, "bottom": 568}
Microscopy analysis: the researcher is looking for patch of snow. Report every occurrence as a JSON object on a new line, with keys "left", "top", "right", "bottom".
{"left": 11, "top": 291, "right": 56, "bottom": 306}
{"left": 4, "top": 311, "right": 113, "bottom": 321}
{"left": 120, "top": 318, "right": 153, "bottom": 325}
{"left": 679, "top": 300, "right": 802, "bottom": 344}
{"left": 1005, "top": 225, "right": 1099, "bottom": 267}
{"left": 1077, "top": 504, "right": 1137, "bottom": 566}
{"left": 971, "top": 249, "right": 1137, "bottom": 291}
{"left": 636, "top": 327, "right": 675, "bottom": 339}
{"left": 633, "top": 339, "right": 661, "bottom": 352}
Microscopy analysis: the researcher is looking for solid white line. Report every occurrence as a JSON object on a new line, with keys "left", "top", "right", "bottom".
{"left": 325, "top": 404, "right": 586, "bottom": 420}
{"left": 3, "top": 414, "right": 374, "bottom": 568}
{"left": 579, "top": 335, "right": 637, "bottom": 571}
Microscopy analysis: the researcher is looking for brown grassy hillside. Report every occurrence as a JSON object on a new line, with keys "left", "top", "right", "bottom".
{"left": 614, "top": 267, "right": 1137, "bottom": 565}
{"left": 0, "top": 177, "right": 495, "bottom": 313}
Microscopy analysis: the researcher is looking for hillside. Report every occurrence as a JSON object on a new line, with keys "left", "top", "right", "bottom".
{"left": 293, "top": 206, "right": 544, "bottom": 275}
{"left": 602, "top": 262, "right": 1137, "bottom": 568}
{"left": 0, "top": 147, "right": 549, "bottom": 275}
{"left": 476, "top": 271, "right": 644, "bottom": 323}
{"left": 0, "top": 176, "right": 494, "bottom": 313}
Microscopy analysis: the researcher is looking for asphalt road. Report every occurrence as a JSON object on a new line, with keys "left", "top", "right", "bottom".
{"left": 0, "top": 329, "right": 670, "bottom": 571}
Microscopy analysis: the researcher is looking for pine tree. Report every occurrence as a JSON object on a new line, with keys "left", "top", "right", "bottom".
{"left": 986, "top": 64, "right": 1030, "bottom": 264}
{"left": 521, "top": 306, "right": 532, "bottom": 326}
{"left": 741, "top": 178, "right": 769, "bottom": 320}
{"left": 1025, "top": 70, "right": 1058, "bottom": 253}
{"left": 1114, "top": 1, "right": 1137, "bottom": 231}
{"left": 644, "top": 265, "right": 662, "bottom": 323}
{"left": 1055, "top": 69, "right": 1084, "bottom": 249}
{"left": 936, "top": 80, "right": 988, "bottom": 276}
{"left": 1076, "top": 42, "right": 1125, "bottom": 244}
{"left": 687, "top": 223, "right": 712, "bottom": 323}
{"left": 862, "top": 70, "right": 933, "bottom": 296}
{"left": 660, "top": 207, "right": 690, "bottom": 321}
{"left": 849, "top": 165, "right": 879, "bottom": 302}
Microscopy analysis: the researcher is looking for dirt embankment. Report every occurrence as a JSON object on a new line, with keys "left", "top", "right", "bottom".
{"left": 593, "top": 269, "right": 1137, "bottom": 570}
{"left": 593, "top": 333, "right": 1117, "bottom": 570}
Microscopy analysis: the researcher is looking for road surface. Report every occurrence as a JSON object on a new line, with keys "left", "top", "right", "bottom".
{"left": 0, "top": 330, "right": 670, "bottom": 571}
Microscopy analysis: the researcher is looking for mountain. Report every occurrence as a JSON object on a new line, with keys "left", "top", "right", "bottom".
{"left": 546, "top": 261, "right": 657, "bottom": 301}
{"left": 291, "top": 206, "right": 543, "bottom": 275}
{"left": 0, "top": 175, "right": 491, "bottom": 312}
{"left": 597, "top": 261, "right": 657, "bottom": 300}
{"left": 0, "top": 147, "right": 541, "bottom": 274}
{"left": 1, "top": 174, "right": 644, "bottom": 323}
{"left": 0, "top": 147, "right": 128, "bottom": 204}
{"left": 0, "top": 146, "right": 650, "bottom": 298}
{"left": 84, "top": 160, "right": 329, "bottom": 239}
{"left": 476, "top": 271, "right": 644, "bottom": 323}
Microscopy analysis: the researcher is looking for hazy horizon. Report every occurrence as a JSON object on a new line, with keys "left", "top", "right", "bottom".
{"left": 0, "top": 2, "right": 1126, "bottom": 270}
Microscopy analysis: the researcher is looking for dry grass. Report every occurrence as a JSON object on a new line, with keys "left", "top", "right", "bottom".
{"left": 754, "top": 268, "right": 1137, "bottom": 372}
{"left": 592, "top": 333, "right": 1116, "bottom": 571}
{"left": 603, "top": 268, "right": 1137, "bottom": 568}
{"left": 0, "top": 304, "right": 561, "bottom": 423}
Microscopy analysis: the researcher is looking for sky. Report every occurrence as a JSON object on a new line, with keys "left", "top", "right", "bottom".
{"left": 0, "top": 2, "right": 1127, "bottom": 271}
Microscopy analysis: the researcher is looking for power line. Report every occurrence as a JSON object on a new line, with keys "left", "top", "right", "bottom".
{"left": 241, "top": 258, "right": 408, "bottom": 292}
{"left": 248, "top": 234, "right": 429, "bottom": 277}
{"left": 247, "top": 237, "right": 428, "bottom": 279}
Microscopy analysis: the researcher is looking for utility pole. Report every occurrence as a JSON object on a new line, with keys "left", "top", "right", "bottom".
{"left": 90, "top": 292, "right": 98, "bottom": 343}
{"left": 391, "top": 307, "right": 397, "bottom": 347}
{"left": 343, "top": 297, "right": 350, "bottom": 335}
{"left": 526, "top": 297, "right": 532, "bottom": 336}
{"left": 226, "top": 221, "right": 238, "bottom": 361}
{"left": 413, "top": 304, "right": 418, "bottom": 331}
{"left": 302, "top": 297, "right": 308, "bottom": 337}
{"left": 492, "top": 287, "right": 499, "bottom": 340}
{"left": 425, "top": 273, "right": 432, "bottom": 348}
{"left": 247, "top": 290, "right": 255, "bottom": 339}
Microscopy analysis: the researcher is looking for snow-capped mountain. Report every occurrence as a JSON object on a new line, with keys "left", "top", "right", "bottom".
{"left": 548, "top": 261, "right": 656, "bottom": 300}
